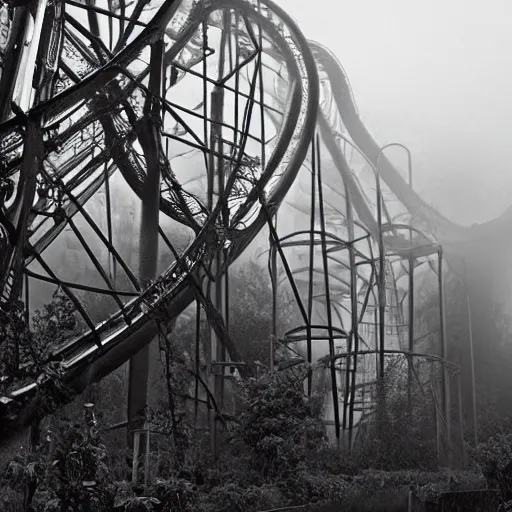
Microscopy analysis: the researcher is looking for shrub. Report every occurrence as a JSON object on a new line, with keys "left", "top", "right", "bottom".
{"left": 474, "top": 433, "right": 512, "bottom": 476}
{"left": 230, "top": 367, "right": 327, "bottom": 478}
{"left": 310, "top": 445, "right": 360, "bottom": 476}
{"left": 197, "top": 482, "right": 261, "bottom": 512}
{"left": 37, "top": 406, "right": 115, "bottom": 511}
{"left": 146, "top": 477, "right": 198, "bottom": 511}
{"left": 278, "top": 469, "right": 348, "bottom": 506}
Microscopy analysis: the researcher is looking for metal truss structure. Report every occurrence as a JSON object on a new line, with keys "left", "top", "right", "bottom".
{"left": 0, "top": 0, "right": 485, "bottom": 469}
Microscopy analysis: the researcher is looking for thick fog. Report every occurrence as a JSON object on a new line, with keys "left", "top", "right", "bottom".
{"left": 276, "top": 0, "right": 512, "bottom": 225}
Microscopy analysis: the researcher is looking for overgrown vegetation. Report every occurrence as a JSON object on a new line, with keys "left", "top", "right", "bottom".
{"left": 351, "top": 354, "right": 438, "bottom": 472}
{"left": 3, "top": 262, "right": 512, "bottom": 511}
{"left": 0, "top": 290, "right": 77, "bottom": 395}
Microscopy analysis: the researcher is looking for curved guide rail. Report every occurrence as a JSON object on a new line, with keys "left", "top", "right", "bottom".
{"left": 0, "top": 0, "right": 319, "bottom": 441}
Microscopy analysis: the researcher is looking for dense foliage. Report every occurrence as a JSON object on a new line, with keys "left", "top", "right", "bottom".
{"left": 0, "top": 290, "right": 77, "bottom": 396}
{"left": 3, "top": 261, "right": 512, "bottom": 510}
{"left": 230, "top": 366, "right": 327, "bottom": 478}
{"left": 353, "top": 355, "right": 438, "bottom": 471}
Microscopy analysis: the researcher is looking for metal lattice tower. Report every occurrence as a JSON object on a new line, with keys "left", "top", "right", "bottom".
{"left": 0, "top": 0, "right": 478, "bottom": 468}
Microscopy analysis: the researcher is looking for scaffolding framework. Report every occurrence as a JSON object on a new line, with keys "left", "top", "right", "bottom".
{"left": 0, "top": 0, "right": 473, "bottom": 472}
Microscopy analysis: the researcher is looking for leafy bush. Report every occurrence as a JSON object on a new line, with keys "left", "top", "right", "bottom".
{"left": 0, "top": 486, "right": 25, "bottom": 512}
{"left": 475, "top": 433, "right": 512, "bottom": 475}
{"left": 197, "top": 482, "right": 262, "bottom": 512}
{"left": 41, "top": 412, "right": 114, "bottom": 512}
{"left": 350, "top": 356, "right": 438, "bottom": 471}
{"left": 230, "top": 367, "right": 327, "bottom": 478}
{"left": 115, "top": 496, "right": 161, "bottom": 511}
{"left": 310, "top": 445, "right": 360, "bottom": 476}
{"left": 278, "top": 469, "right": 348, "bottom": 506}
{"left": 0, "top": 290, "right": 77, "bottom": 395}
{"left": 146, "top": 477, "right": 198, "bottom": 511}
{"left": 1, "top": 449, "right": 46, "bottom": 511}
{"left": 473, "top": 433, "right": 512, "bottom": 504}
{"left": 1, "top": 287, "right": 496, "bottom": 512}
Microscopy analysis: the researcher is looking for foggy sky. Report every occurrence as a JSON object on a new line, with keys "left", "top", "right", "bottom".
{"left": 276, "top": 0, "right": 512, "bottom": 226}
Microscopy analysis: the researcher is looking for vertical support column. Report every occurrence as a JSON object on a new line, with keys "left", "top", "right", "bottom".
{"left": 201, "top": 18, "right": 213, "bottom": 453}
{"left": 406, "top": 150, "right": 415, "bottom": 421}
{"left": 407, "top": 251, "right": 415, "bottom": 412}
{"left": 438, "top": 245, "right": 451, "bottom": 466}
{"left": 374, "top": 307, "right": 379, "bottom": 382}
{"left": 127, "top": 36, "right": 164, "bottom": 484}
{"left": 211, "top": 245, "right": 226, "bottom": 461}
{"left": 374, "top": 159, "right": 386, "bottom": 381}
{"left": 270, "top": 243, "right": 277, "bottom": 372}
{"left": 433, "top": 362, "right": 442, "bottom": 466}
{"left": 346, "top": 180, "right": 359, "bottom": 450}
{"left": 457, "top": 372, "right": 467, "bottom": 465}
{"left": 315, "top": 134, "right": 341, "bottom": 443}
{"left": 6, "top": 118, "right": 42, "bottom": 302}
{"left": 466, "top": 289, "right": 478, "bottom": 447}
{"left": 340, "top": 171, "right": 354, "bottom": 446}
{"left": 194, "top": 300, "right": 201, "bottom": 423}
{"left": 207, "top": 13, "right": 228, "bottom": 457}
{"left": 307, "top": 140, "right": 316, "bottom": 396}
{"left": 375, "top": 155, "right": 386, "bottom": 436}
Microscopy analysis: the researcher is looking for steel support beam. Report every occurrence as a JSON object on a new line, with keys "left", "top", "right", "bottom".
{"left": 127, "top": 36, "right": 164, "bottom": 483}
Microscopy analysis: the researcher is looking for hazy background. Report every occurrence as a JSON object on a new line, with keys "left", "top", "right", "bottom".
{"left": 276, "top": 0, "right": 512, "bottom": 226}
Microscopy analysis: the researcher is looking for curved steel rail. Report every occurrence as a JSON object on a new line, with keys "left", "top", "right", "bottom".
{"left": 0, "top": 0, "right": 319, "bottom": 441}
{"left": 0, "top": 0, "right": 495, "bottom": 451}
{"left": 309, "top": 41, "right": 467, "bottom": 245}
